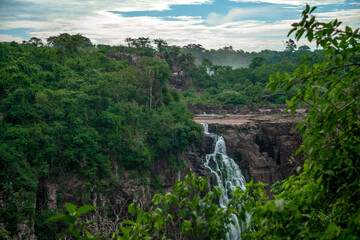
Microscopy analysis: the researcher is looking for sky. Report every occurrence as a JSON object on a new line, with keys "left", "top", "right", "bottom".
{"left": 0, "top": 0, "right": 359, "bottom": 51}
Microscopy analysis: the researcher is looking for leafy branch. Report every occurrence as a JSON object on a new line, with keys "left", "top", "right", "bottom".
{"left": 48, "top": 203, "right": 100, "bottom": 239}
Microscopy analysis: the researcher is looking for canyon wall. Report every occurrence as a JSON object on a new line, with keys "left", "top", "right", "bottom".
{"left": 193, "top": 110, "right": 304, "bottom": 193}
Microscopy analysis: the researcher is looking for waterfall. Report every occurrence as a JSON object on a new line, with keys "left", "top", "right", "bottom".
{"left": 201, "top": 123, "right": 247, "bottom": 240}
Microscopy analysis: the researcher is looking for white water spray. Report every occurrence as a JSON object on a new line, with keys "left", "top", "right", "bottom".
{"left": 201, "top": 123, "right": 247, "bottom": 240}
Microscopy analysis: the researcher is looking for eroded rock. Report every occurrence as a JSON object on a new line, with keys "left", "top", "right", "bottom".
{"left": 193, "top": 110, "right": 304, "bottom": 195}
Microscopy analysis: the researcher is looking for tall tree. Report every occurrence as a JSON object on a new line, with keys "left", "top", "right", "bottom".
{"left": 28, "top": 37, "right": 43, "bottom": 47}
{"left": 285, "top": 38, "right": 297, "bottom": 52}
{"left": 154, "top": 38, "right": 168, "bottom": 53}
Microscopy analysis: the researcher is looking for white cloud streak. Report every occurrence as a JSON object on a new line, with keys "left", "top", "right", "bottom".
{"left": 205, "top": 6, "right": 287, "bottom": 25}
{"left": 0, "top": 34, "right": 25, "bottom": 43}
{"left": 315, "top": 8, "right": 360, "bottom": 26}
{"left": 229, "top": 0, "right": 345, "bottom": 5}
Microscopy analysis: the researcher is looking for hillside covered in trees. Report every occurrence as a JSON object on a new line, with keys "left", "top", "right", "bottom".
{"left": 0, "top": 34, "right": 204, "bottom": 238}
{"left": 1, "top": 4, "right": 359, "bottom": 240}
{"left": 102, "top": 34, "right": 324, "bottom": 107}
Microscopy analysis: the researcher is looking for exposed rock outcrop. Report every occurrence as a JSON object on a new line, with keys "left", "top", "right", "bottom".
{"left": 210, "top": 123, "right": 302, "bottom": 185}
{"left": 187, "top": 103, "right": 300, "bottom": 115}
{"left": 194, "top": 111, "right": 304, "bottom": 193}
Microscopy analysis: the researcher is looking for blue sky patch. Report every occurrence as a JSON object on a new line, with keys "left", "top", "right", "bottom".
{"left": 0, "top": 28, "right": 32, "bottom": 40}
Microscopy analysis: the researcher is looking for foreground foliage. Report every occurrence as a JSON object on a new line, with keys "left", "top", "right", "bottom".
{"left": 48, "top": 203, "right": 98, "bottom": 239}
{"left": 50, "top": 173, "right": 236, "bottom": 240}
{"left": 245, "top": 5, "right": 360, "bottom": 239}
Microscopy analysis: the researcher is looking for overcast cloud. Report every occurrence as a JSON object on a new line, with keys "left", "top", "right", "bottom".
{"left": 0, "top": 0, "right": 359, "bottom": 51}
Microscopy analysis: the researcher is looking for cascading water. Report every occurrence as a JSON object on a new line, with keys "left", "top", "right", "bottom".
{"left": 201, "top": 123, "right": 247, "bottom": 240}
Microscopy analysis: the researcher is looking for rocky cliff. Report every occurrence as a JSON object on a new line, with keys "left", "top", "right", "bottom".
{"left": 193, "top": 110, "right": 304, "bottom": 193}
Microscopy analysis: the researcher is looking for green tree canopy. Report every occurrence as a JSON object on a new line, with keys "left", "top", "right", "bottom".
{"left": 249, "top": 56, "right": 267, "bottom": 69}
{"left": 46, "top": 33, "right": 92, "bottom": 52}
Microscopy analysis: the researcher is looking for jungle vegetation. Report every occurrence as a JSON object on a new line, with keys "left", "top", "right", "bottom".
{"left": 0, "top": 33, "right": 203, "bottom": 238}
{"left": 1, "top": 4, "right": 359, "bottom": 240}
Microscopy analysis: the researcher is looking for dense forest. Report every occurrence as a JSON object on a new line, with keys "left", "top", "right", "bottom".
{"left": 180, "top": 48, "right": 323, "bottom": 107}
{"left": 0, "top": 33, "right": 204, "bottom": 238}
{"left": 1, "top": 4, "right": 359, "bottom": 240}
{"left": 96, "top": 32, "right": 324, "bottom": 108}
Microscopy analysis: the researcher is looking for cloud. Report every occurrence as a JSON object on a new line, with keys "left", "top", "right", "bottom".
{"left": 315, "top": 8, "right": 360, "bottom": 26}
{"left": 109, "top": 0, "right": 213, "bottom": 12}
{"left": 206, "top": 8, "right": 247, "bottom": 25}
{"left": 205, "top": 6, "right": 288, "bottom": 25}
{"left": 229, "top": 0, "right": 345, "bottom": 5}
{"left": 0, "top": 0, "right": 213, "bottom": 21}
{"left": 0, "top": 0, "right": 203, "bottom": 29}
{"left": 2, "top": 5, "right": 358, "bottom": 51}
{"left": 0, "top": 34, "right": 25, "bottom": 43}
{"left": 0, "top": 0, "right": 359, "bottom": 52}
{"left": 0, "top": 9, "right": 296, "bottom": 51}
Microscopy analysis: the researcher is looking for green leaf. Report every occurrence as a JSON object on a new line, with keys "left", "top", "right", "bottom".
{"left": 181, "top": 220, "right": 192, "bottom": 232}
{"left": 48, "top": 214, "right": 67, "bottom": 221}
{"left": 165, "top": 193, "right": 172, "bottom": 204}
{"left": 286, "top": 99, "right": 293, "bottom": 107}
{"left": 326, "top": 222, "right": 340, "bottom": 236}
{"left": 309, "top": 16, "right": 315, "bottom": 26}
{"left": 295, "top": 29, "right": 305, "bottom": 41}
{"left": 269, "top": 74, "right": 274, "bottom": 83}
{"left": 171, "top": 194, "right": 179, "bottom": 206}
{"left": 307, "top": 31, "right": 314, "bottom": 42}
{"left": 152, "top": 194, "right": 163, "bottom": 205}
{"left": 333, "top": 19, "right": 338, "bottom": 26}
{"left": 136, "top": 209, "right": 143, "bottom": 223}
{"left": 48, "top": 214, "right": 76, "bottom": 224}
{"left": 122, "top": 220, "right": 136, "bottom": 226}
{"left": 154, "top": 219, "right": 163, "bottom": 232}
{"left": 76, "top": 205, "right": 97, "bottom": 217}
{"left": 128, "top": 203, "right": 136, "bottom": 215}
{"left": 85, "top": 230, "right": 93, "bottom": 238}
{"left": 287, "top": 28, "right": 297, "bottom": 37}
{"left": 291, "top": 107, "right": 296, "bottom": 116}
{"left": 295, "top": 145, "right": 304, "bottom": 156}
{"left": 119, "top": 224, "right": 129, "bottom": 235}
{"left": 65, "top": 202, "right": 77, "bottom": 215}
{"left": 345, "top": 26, "right": 352, "bottom": 34}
